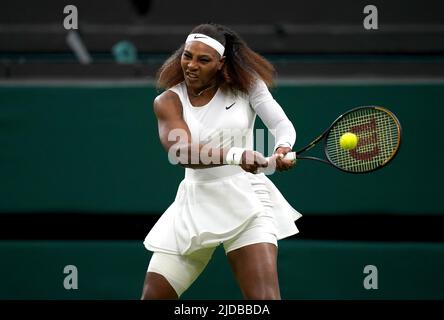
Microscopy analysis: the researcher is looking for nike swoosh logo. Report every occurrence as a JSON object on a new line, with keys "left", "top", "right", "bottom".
{"left": 225, "top": 102, "right": 236, "bottom": 110}
{"left": 194, "top": 35, "right": 207, "bottom": 39}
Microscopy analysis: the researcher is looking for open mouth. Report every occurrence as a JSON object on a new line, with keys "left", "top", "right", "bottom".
{"left": 186, "top": 72, "right": 199, "bottom": 80}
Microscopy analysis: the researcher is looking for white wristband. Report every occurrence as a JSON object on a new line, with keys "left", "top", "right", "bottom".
{"left": 274, "top": 141, "right": 293, "bottom": 152}
{"left": 226, "top": 147, "right": 246, "bottom": 165}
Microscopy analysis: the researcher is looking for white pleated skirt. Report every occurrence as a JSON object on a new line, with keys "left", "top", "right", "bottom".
{"left": 144, "top": 166, "right": 302, "bottom": 255}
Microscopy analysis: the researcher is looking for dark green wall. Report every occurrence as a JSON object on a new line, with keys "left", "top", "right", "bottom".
{"left": 1, "top": 83, "right": 443, "bottom": 300}
{"left": 1, "top": 83, "right": 443, "bottom": 214}
{"left": 0, "top": 240, "right": 443, "bottom": 299}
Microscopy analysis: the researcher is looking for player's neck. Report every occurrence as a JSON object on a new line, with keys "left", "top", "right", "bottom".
{"left": 188, "top": 81, "right": 218, "bottom": 98}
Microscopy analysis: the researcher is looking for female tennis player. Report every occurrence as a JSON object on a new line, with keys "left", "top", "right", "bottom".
{"left": 141, "top": 23, "right": 302, "bottom": 300}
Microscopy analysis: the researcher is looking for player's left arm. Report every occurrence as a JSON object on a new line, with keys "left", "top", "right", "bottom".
{"left": 249, "top": 79, "right": 296, "bottom": 171}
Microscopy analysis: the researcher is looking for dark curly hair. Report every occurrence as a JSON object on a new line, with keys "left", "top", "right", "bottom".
{"left": 156, "top": 23, "right": 276, "bottom": 93}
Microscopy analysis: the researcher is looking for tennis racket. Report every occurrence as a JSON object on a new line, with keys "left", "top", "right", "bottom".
{"left": 269, "top": 106, "right": 402, "bottom": 174}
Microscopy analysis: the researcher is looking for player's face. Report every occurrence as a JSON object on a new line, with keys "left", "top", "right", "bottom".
{"left": 181, "top": 41, "right": 225, "bottom": 90}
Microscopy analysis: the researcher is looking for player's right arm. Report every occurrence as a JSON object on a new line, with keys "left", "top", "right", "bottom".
{"left": 153, "top": 91, "right": 224, "bottom": 169}
{"left": 153, "top": 90, "right": 267, "bottom": 171}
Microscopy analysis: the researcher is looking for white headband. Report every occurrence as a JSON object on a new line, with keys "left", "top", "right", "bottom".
{"left": 185, "top": 33, "right": 225, "bottom": 57}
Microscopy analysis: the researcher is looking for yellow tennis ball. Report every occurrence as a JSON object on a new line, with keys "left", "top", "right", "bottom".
{"left": 339, "top": 132, "right": 359, "bottom": 150}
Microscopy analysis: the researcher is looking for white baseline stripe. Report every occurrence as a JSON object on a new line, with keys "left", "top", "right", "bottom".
{"left": 277, "top": 77, "right": 444, "bottom": 85}
{"left": 0, "top": 79, "right": 155, "bottom": 87}
{"left": 1, "top": 77, "right": 444, "bottom": 87}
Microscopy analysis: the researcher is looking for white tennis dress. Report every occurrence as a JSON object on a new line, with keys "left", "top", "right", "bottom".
{"left": 144, "top": 81, "right": 302, "bottom": 255}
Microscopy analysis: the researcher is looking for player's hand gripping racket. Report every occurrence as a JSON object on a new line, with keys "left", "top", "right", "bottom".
{"left": 267, "top": 106, "right": 402, "bottom": 173}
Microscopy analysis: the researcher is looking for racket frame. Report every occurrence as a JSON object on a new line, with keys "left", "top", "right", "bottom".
{"left": 295, "top": 106, "right": 402, "bottom": 173}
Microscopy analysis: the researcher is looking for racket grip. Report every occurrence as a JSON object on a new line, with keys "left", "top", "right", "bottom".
{"left": 282, "top": 152, "right": 296, "bottom": 161}
{"left": 265, "top": 151, "right": 296, "bottom": 162}
{"left": 257, "top": 152, "right": 296, "bottom": 175}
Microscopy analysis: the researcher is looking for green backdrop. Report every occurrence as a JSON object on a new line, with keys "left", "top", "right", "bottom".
{"left": 0, "top": 82, "right": 442, "bottom": 214}
{"left": 1, "top": 81, "right": 443, "bottom": 300}
{"left": 0, "top": 240, "right": 443, "bottom": 300}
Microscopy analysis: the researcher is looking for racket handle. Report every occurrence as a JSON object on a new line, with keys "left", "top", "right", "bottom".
{"left": 257, "top": 152, "right": 296, "bottom": 175}
{"left": 264, "top": 151, "right": 296, "bottom": 162}
{"left": 282, "top": 151, "right": 296, "bottom": 161}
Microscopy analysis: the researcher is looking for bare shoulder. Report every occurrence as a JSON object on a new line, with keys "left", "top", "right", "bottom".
{"left": 153, "top": 90, "right": 182, "bottom": 120}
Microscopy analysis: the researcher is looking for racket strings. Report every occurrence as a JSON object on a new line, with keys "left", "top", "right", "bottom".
{"left": 326, "top": 108, "right": 400, "bottom": 172}
{"left": 330, "top": 111, "right": 397, "bottom": 171}
{"left": 331, "top": 115, "right": 391, "bottom": 171}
